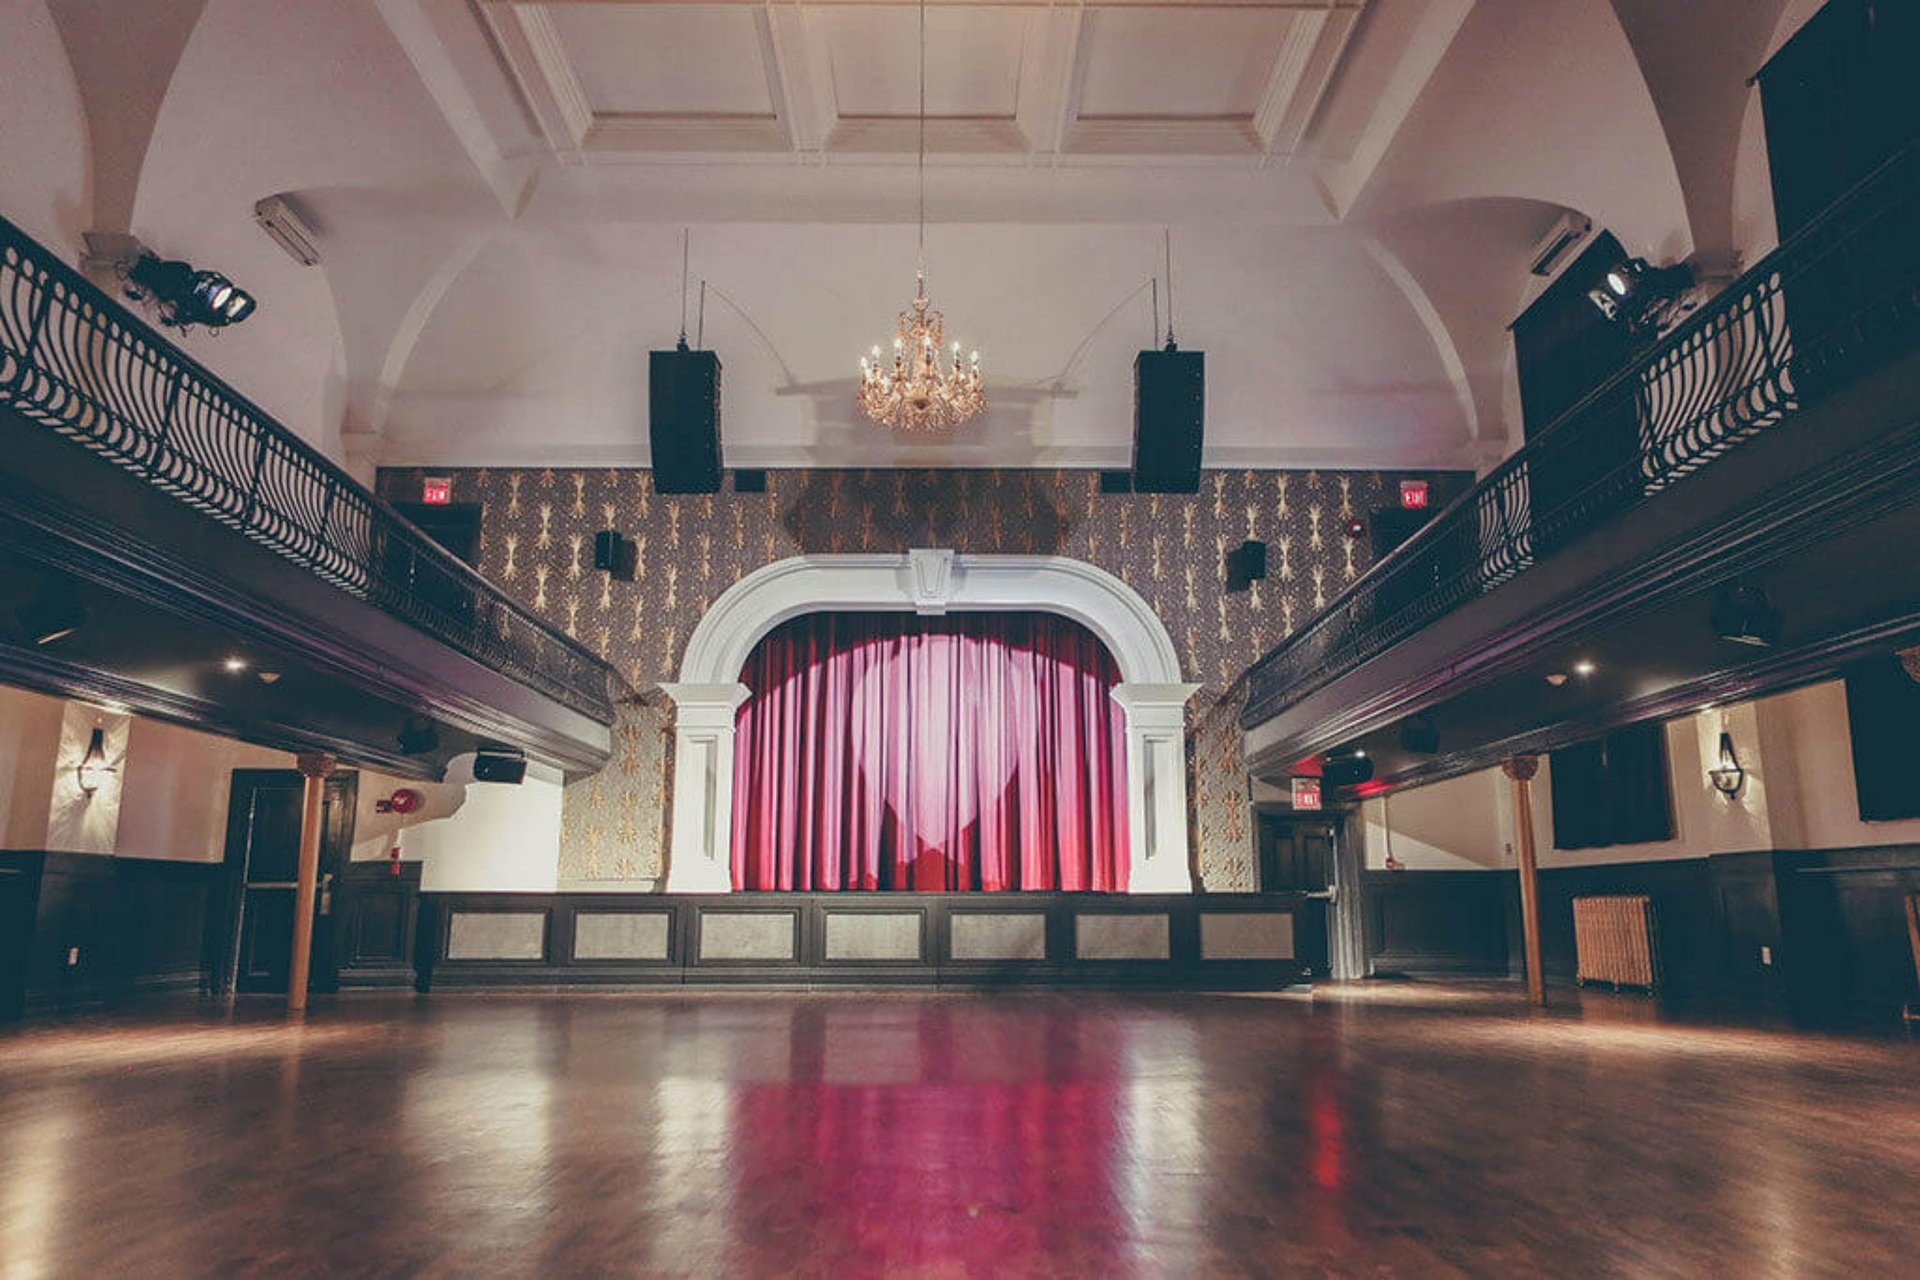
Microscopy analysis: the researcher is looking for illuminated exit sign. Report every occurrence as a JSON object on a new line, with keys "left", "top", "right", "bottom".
{"left": 422, "top": 476, "right": 453, "bottom": 505}
{"left": 1400, "top": 480, "right": 1429, "bottom": 510}
{"left": 1291, "top": 777, "right": 1322, "bottom": 811}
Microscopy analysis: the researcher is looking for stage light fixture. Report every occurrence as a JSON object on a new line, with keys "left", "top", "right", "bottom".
{"left": 125, "top": 253, "right": 257, "bottom": 331}
{"left": 1711, "top": 585, "right": 1782, "bottom": 648}
{"left": 1586, "top": 254, "right": 1695, "bottom": 332}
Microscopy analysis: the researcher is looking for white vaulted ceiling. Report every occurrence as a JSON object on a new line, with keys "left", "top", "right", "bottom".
{"left": 0, "top": 0, "right": 1804, "bottom": 474}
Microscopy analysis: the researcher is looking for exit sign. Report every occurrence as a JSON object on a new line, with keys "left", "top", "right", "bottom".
{"left": 1400, "top": 480, "right": 1429, "bottom": 510}
{"left": 1291, "top": 777, "right": 1322, "bottom": 811}
{"left": 422, "top": 476, "right": 453, "bottom": 505}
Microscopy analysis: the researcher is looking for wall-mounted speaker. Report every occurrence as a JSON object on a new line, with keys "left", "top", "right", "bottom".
{"left": 1321, "top": 750, "right": 1374, "bottom": 788}
{"left": 472, "top": 747, "right": 527, "bottom": 785}
{"left": 1226, "top": 539, "right": 1267, "bottom": 592}
{"left": 649, "top": 347, "right": 723, "bottom": 494}
{"left": 593, "top": 530, "right": 624, "bottom": 572}
{"left": 1132, "top": 347, "right": 1204, "bottom": 494}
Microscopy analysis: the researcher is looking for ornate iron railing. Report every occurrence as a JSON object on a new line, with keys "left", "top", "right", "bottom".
{"left": 1245, "top": 143, "right": 1920, "bottom": 728}
{"left": 0, "top": 216, "right": 617, "bottom": 725}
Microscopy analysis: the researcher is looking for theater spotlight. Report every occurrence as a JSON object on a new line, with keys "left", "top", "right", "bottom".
{"left": 1587, "top": 255, "right": 1695, "bottom": 332}
{"left": 125, "top": 253, "right": 257, "bottom": 330}
{"left": 1711, "top": 584, "right": 1783, "bottom": 649}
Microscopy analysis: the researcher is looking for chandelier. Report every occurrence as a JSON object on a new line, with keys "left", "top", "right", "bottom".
{"left": 856, "top": 0, "right": 984, "bottom": 433}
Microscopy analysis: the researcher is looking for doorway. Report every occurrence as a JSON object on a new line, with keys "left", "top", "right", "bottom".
{"left": 213, "top": 769, "right": 358, "bottom": 994}
{"left": 1256, "top": 811, "right": 1336, "bottom": 893}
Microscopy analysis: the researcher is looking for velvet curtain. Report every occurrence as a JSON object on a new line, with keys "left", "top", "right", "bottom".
{"left": 731, "top": 612, "right": 1129, "bottom": 891}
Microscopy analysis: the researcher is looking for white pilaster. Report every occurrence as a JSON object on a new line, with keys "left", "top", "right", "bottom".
{"left": 1110, "top": 683, "right": 1202, "bottom": 894}
{"left": 659, "top": 682, "right": 752, "bottom": 894}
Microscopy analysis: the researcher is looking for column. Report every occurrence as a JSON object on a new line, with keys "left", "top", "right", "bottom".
{"left": 1326, "top": 809, "right": 1368, "bottom": 981}
{"left": 287, "top": 752, "right": 336, "bottom": 1013}
{"left": 660, "top": 683, "right": 752, "bottom": 894}
{"left": 1502, "top": 754, "right": 1545, "bottom": 1006}
{"left": 1109, "top": 683, "right": 1202, "bottom": 894}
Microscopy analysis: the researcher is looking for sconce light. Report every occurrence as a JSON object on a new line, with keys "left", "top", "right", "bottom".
{"left": 1707, "top": 731, "right": 1745, "bottom": 798}
{"left": 76, "top": 727, "right": 115, "bottom": 796}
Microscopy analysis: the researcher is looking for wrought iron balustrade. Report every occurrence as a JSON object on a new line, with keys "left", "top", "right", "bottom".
{"left": 1244, "top": 143, "right": 1920, "bottom": 728}
{"left": 0, "top": 216, "right": 617, "bottom": 725}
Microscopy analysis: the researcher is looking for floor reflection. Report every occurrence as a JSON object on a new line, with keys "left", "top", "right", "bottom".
{"left": 0, "top": 986, "right": 1915, "bottom": 1277}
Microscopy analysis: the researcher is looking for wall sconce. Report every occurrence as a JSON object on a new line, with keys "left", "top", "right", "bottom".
{"left": 76, "top": 727, "right": 115, "bottom": 796}
{"left": 1707, "top": 731, "right": 1745, "bottom": 798}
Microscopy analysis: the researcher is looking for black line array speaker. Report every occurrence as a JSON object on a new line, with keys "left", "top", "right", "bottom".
{"left": 649, "top": 347, "right": 723, "bottom": 494}
{"left": 1132, "top": 348, "right": 1204, "bottom": 493}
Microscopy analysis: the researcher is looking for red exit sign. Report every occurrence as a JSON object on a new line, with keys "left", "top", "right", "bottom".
{"left": 1291, "top": 777, "right": 1322, "bottom": 811}
{"left": 1400, "top": 480, "right": 1429, "bottom": 510}
{"left": 421, "top": 476, "right": 453, "bottom": 505}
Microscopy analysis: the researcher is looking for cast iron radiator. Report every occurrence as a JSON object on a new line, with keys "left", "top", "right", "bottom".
{"left": 1571, "top": 894, "right": 1660, "bottom": 991}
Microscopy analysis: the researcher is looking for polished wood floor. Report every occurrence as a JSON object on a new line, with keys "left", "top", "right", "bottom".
{"left": 1, "top": 985, "right": 1915, "bottom": 1278}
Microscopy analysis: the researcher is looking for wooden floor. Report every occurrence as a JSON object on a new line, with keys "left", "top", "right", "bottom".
{"left": 1, "top": 985, "right": 1915, "bottom": 1278}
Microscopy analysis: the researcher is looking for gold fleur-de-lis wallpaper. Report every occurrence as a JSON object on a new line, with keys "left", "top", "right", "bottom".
{"left": 379, "top": 467, "right": 1468, "bottom": 889}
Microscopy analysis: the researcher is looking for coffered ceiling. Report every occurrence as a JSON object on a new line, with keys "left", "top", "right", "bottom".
{"left": 480, "top": 0, "right": 1358, "bottom": 163}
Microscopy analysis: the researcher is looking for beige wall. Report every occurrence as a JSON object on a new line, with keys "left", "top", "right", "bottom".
{"left": 0, "top": 685, "right": 63, "bottom": 848}
{"left": 1365, "top": 676, "right": 1920, "bottom": 872}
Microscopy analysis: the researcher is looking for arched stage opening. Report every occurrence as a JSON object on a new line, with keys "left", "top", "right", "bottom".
{"left": 661, "top": 552, "right": 1200, "bottom": 894}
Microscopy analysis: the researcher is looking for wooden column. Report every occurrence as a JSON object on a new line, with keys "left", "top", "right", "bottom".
{"left": 1502, "top": 755, "right": 1545, "bottom": 1006}
{"left": 288, "top": 753, "right": 336, "bottom": 1013}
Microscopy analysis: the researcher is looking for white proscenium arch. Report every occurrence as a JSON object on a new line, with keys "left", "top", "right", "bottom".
{"left": 661, "top": 551, "right": 1200, "bottom": 894}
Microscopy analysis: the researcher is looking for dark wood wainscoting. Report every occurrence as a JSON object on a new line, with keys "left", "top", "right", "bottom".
{"left": 335, "top": 861, "right": 422, "bottom": 989}
{"left": 416, "top": 892, "right": 1328, "bottom": 991}
{"left": 1779, "top": 845, "right": 1920, "bottom": 1023}
{"left": 1363, "top": 871, "right": 1515, "bottom": 977}
{"left": 1361, "top": 845, "right": 1920, "bottom": 1023}
{"left": 0, "top": 851, "right": 218, "bottom": 1018}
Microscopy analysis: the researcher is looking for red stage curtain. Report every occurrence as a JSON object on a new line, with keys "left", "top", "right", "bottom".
{"left": 731, "top": 612, "right": 1129, "bottom": 891}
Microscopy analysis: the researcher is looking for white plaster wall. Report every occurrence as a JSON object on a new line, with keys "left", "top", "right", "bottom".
{"left": 1757, "top": 680, "right": 1920, "bottom": 851}
{"left": 1362, "top": 768, "right": 1512, "bottom": 870}
{"left": 0, "top": 0, "right": 90, "bottom": 256}
{"left": 114, "top": 718, "right": 289, "bottom": 863}
{"left": 0, "top": 685, "right": 65, "bottom": 848}
{"left": 350, "top": 769, "right": 465, "bottom": 862}
{"left": 406, "top": 753, "right": 562, "bottom": 892}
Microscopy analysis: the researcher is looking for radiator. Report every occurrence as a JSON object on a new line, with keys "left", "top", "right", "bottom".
{"left": 1572, "top": 895, "right": 1660, "bottom": 991}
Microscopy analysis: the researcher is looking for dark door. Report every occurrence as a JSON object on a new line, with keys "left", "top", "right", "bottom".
{"left": 215, "top": 770, "right": 358, "bottom": 994}
{"left": 1257, "top": 814, "right": 1336, "bottom": 892}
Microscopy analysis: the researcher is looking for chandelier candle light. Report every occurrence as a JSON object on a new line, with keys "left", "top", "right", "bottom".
{"left": 857, "top": 0, "right": 984, "bottom": 433}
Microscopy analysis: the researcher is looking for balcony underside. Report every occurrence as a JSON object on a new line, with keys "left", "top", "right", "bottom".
{"left": 1244, "top": 341, "right": 1920, "bottom": 796}
{"left": 1, "top": 406, "right": 612, "bottom": 779}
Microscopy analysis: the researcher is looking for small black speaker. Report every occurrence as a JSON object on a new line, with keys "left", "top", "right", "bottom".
{"left": 472, "top": 747, "right": 527, "bottom": 785}
{"left": 1237, "top": 540, "right": 1267, "bottom": 580}
{"left": 1322, "top": 751, "right": 1374, "bottom": 788}
{"left": 593, "top": 530, "right": 623, "bottom": 571}
{"left": 1133, "top": 347, "right": 1204, "bottom": 494}
{"left": 649, "top": 346, "right": 723, "bottom": 494}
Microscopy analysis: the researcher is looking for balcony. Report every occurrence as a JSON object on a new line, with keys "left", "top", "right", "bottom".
{"left": 0, "top": 216, "right": 620, "bottom": 775}
{"left": 1243, "top": 145, "right": 1920, "bottom": 791}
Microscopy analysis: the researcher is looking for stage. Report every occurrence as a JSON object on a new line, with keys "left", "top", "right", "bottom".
{"left": 396, "top": 889, "right": 1327, "bottom": 992}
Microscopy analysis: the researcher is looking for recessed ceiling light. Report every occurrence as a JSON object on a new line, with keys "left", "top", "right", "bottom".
{"left": 223, "top": 656, "right": 248, "bottom": 673}
{"left": 1573, "top": 660, "right": 1597, "bottom": 677}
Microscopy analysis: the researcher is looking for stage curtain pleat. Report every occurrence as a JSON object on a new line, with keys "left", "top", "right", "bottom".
{"left": 730, "top": 611, "right": 1129, "bottom": 891}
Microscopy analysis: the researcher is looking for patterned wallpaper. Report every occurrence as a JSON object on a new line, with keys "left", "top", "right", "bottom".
{"left": 378, "top": 467, "right": 1469, "bottom": 889}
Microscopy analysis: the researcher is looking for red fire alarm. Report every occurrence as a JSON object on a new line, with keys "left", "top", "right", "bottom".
{"left": 389, "top": 787, "right": 422, "bottom": 814}
{"left": 1291, "top": 777, "right": 1323, "bottom": 811}
{"left": 422, "top": 476, "right": 453, "bottom": 506}
{"left": 1400, "top": 480, "right": 1429, "bottom": 510}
